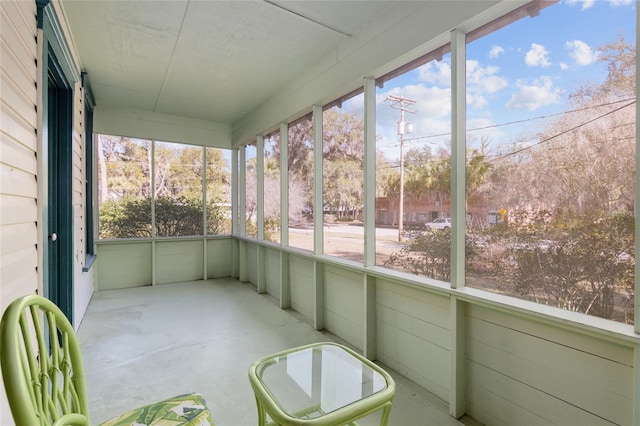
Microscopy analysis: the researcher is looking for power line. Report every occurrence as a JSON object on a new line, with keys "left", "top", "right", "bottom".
{"left": 377, "top": 96, "right": 636, "bottom": 149}
{"left": 491, "top": 100, "right": 636, "bottom": 160}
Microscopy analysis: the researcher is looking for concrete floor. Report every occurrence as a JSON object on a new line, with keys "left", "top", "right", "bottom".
{"left": 77, "top": 278, "right": 481, "bottom": 426}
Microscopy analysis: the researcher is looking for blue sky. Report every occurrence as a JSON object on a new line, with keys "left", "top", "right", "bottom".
{"left": 373, "top": 0, "right": 636, "bottom": 159}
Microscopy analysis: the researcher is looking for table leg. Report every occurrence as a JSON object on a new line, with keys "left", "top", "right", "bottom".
{"left": 379, "top": 401, "right": 393, "bottom": 426}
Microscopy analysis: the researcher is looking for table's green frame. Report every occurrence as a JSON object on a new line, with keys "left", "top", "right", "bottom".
{"left": 248, "top": 342, "right": 396, "bottom": 426}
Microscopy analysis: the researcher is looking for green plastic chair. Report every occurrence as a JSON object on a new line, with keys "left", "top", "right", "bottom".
{"left": 1, "top": 294, "right": 214, "bottom": 426}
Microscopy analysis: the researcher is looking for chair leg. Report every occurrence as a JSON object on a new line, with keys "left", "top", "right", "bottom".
{"left": 255, "top": 396, "right": 269, "bottom": 426}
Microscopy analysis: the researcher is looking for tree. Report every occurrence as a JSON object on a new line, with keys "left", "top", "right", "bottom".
{"left": 425, "top": 149, "right": 451, "bottom": 216}
{"left": 99, "top": 196, "right": 231, "bottom": 239}
{"left": 376, "top": 150, "right": 400, "bottom": 224}
{"left": 98, "top": 139, "right": 231, "bottom": 238}
{"left": 491, "top": 212, "right": 634, "bottom": 320}
{"left": 173, "top": 146, "right": 205, "bottom": 200}
{"left": 285, "top": 120, "right": 314, "bottom": 223}
{"left": 263, "top": 152, "right": 282, "bottom": 242}
{"left": 403, "top": 146, "right": 432, "bottom": 221}
{"left": 322, "top": 108, "right": 365, "bottom": 220}
{"left": 98, "top": 135, "right": 151, "bottom": 202}
{"left": 466, "top": 145, "right": 491, "bottom": 201}
{"left": 469, "top": 35, "right": 636, "bottom": 323}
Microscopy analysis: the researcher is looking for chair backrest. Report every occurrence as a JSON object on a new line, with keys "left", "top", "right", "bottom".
{"left": 1, "top": 295, "right": 90, "bottom": 426}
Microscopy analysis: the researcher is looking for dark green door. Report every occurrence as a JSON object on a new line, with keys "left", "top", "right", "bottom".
{"left": 47, "top": 59, "right": 73, "bottom": 322}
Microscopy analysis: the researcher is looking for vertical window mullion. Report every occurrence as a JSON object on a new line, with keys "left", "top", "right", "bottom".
{"left": 313, "top": 105, "right": 324, "bottom": 255}
{"left": 231, "top": 149, "right": 239, "bottom": 235}
{"left": 151, "top": 140, "right": 156, "bottom": 238}
{"left": 202, "top": 147, "right": 206, "bottom": 234}
{"left": 364, "top": 77, "right": 376, "bottom": 268}
{"left": 280, "top": 122, "right": 289, "bottom": 247}
{"left": 632, "top": 9, "right": 639, "bottom": 421}
{"left": 239, "top": 146, "right": 247, "bottom": 236}
{"left": 451, "top": 29, "right": 466, "bottom": 289}
{"left": 256, "top": 135, "right": 265, "bottom": 241}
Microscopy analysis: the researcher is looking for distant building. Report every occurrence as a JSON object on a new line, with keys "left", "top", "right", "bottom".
{"left": 375, "top": 192, "right": 504, "bottom": 228}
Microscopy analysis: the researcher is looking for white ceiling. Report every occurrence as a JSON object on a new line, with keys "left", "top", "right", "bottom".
{"left": 60, "top": 0, "right": 403, "bottom": 126}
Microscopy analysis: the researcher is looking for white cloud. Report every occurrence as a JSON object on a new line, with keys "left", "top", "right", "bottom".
{"left": 417, "top": 61, "right": 451, "bottom": 87}
{"left": 376, "top": 85, "right": 450, "bottom": 129}
{"left": 376, "top": 85, "right": 452, "bottom": 154}
{"left": 566, "top": 40, "right": 599, "bottom": 66}
{"left": 467, "top": 60, "right": 508, "bottom": 95}
{"left": 559, "top": 62, "right": 569, "bottom": 70}
{"left": 506, "top": 76, "right": 561, "bottom": 111}
{"left": 525, "top": 43, "right": 551, "bottom": 67}
{"left": 467, "top": 93, "right": 488, "bottom": 110}
{"left": 402, "top": 85, "right": 451, "bottom": 118}
{"left": 565, "top": 0, "right": 595, "bottom": 10}
{"left": 415, "top": 117, "right": 451, "bottom": 144}
{"left": 609, "top": 0, "right": 633, "bottom": 6}
{"left": 465, "top": 60, "right": 508, "bottom": 109}
{"left": 489, "top": 45, "right": 504, "bottom": 59}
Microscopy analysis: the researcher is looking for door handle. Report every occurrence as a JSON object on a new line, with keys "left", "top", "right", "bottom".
{"left": 49, "top": 233, "right": 58, "bottom": 242}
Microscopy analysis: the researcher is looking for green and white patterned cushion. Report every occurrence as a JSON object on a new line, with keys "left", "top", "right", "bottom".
{"left": 99, "top": 392, "right": 214, "bottom": 426}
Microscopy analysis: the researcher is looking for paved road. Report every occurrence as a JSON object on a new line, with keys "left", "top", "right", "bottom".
{"left": 288, "top": 223, "right": 404, "bottom": 262}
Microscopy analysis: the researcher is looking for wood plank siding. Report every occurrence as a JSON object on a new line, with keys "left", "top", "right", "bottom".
{"left": 1, "top": 2, "right": 95, "bottom": 423}
{"left": 0, "top": 2, "right": 38, "bottom": 423}
{"left": 466, "top": 305, "right": 633, "bottom": 426}
{"left": 0, "top": 0, "right": 38, "bottom": 307}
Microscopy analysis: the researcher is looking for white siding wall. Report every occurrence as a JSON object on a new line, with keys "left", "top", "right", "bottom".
{"left": 0, "top": 2, "right": 38, "bottom": 424}
{"left": 0, "top": 0, "right": 38, "bottom": 310}
{"left": 156, "top": 240, "right": 204, "bottom": 285}
{"left": 264, "top": 246, "right": 281, "bottom": 299}
{"left": 73, "top": 80, "right": 94, "bottom": 325}
{"left": 246, "top": 241, "right": 258, "bottom": 286}
{"left": 324, "top": 265, "right": 363, "bottom": 350}
{"left": 376, "top": 279, "right": 451, "bottom": 401}
{"left": 96, "top": 238, "right": 234, "bottom": 289}
{"left": 207, "top": 239, "right": 233, "bottom": 279}
{"left": 466, "top": 305, "right": 634, "bottom": 426}
{"left": 288, "top": 254, "right": 314, "bottom": 321}
{"left": 97, "top": 242, "right": 152, "bottom": 290}
{"left": 1, "top": 0, "right": 95, "bottom": 421}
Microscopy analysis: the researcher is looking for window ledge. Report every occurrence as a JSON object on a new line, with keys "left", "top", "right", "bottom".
{"left": 454, "top": 286, "right": 639, "bottom": 344}
{"left": 82, "top": 254, "right": 97, "bottom": 272}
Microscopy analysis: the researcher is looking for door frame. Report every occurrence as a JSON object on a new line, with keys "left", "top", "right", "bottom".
{"left": 45, "top": 52, "right": 74, "bottom": 321}
{"left": 38, "top": 0, "right": 80, "bottom": 323}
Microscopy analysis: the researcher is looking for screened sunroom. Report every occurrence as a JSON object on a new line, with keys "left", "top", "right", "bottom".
{"left": 1, "top": 0, "right": 638, "bottom": 425}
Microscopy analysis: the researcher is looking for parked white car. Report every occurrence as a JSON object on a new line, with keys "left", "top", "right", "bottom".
{"left": 426, "top": 217, "right": 452, "bottom": 230}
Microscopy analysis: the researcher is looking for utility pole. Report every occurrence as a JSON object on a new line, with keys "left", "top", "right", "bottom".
{"left": 386, "top": 94, "right": 416, "bottom": 242}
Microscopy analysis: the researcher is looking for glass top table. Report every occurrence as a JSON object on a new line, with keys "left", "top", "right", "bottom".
{"left": 248, "top": 342, "right": 395, "bottom": 426}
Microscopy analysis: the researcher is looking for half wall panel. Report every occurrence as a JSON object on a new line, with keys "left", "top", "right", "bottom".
{"left": 324, "top": 265, "right": 363, "bottom": 350}
{"left": 246, "top": 241, "right": 258, "bottom": 286}
{"left": 96, "top": 242, "right": 152, "bottom": 290}
{"left": 375, "top": 279, "right": 451, "bottom": 401}
{"left": 156, "top": 240, "right": 204, "bottom": 284}
{"left": 465, "top": 305, "right": 634, "bottom": 426}
{"left": 207, "top": 238, "right": 233, "bottom": 279}
{"left": 264, "top": 247, "right": 281, "bottom": 300}
{"left": 289, "top": 254, "right": 314, "bottom": 321}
